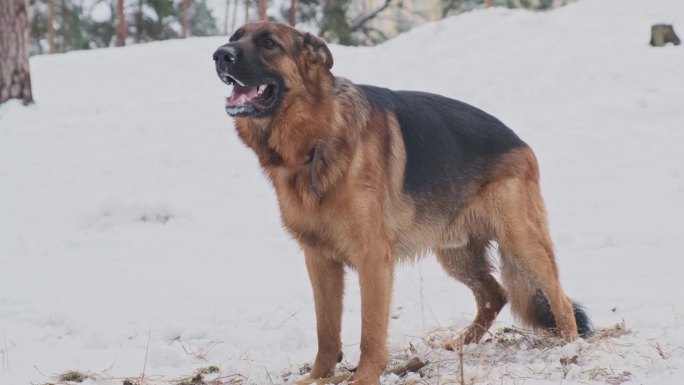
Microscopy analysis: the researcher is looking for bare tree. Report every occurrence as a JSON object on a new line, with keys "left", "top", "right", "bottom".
{"left": 258, "top": 0, "right": 266, "bottom": 21}
{"left": 0, "top": 0, "right": 34, "bottom": 105}
{"left": 116, "top": 0, "right": 127, "bottom": 46}
{"left": 47, "top": 0, "right": 56, "bottom": 53}
{"left": 289, "top": 0, "right": 297, "bottom": 26}
{"left": 350, "top": 0, "right": 390, "bottom": 31}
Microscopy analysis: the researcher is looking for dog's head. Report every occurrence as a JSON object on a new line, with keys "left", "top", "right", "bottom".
{"left": 213, "top": 22, "right": 333, "bottom": 118}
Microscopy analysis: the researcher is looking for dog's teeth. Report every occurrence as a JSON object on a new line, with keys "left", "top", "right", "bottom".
{"left": 257, "top": 85, "right": 267, "bottom": 95}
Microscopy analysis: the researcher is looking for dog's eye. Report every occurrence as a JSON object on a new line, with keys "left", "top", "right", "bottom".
{"left": 261, "top": 38, "right": 276, "bottom": 49}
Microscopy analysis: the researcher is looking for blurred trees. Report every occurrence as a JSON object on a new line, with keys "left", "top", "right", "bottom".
{"left": 25, "top": 0, "right": 575, "bottom": 55}
{"left": 190, "top": 0, "right": 219, "bottom": 36}
{"left": 443, "top": 0, "right": 563, "bottom": 16}
{"left": 283, "top": 0, "right": 391, "bottom": 45}
{"left": 28, "top": 0, "right": 218, "bottom": 54}
{"left": 284, "top": 0, "right": 571, "bottom": 46}
{"left": 320, "top": 0, "right": 353, "bottom": 45}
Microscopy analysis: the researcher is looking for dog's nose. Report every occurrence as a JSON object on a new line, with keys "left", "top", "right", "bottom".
{"left": 213, "top": 45, "right": 242, "bottom": 65}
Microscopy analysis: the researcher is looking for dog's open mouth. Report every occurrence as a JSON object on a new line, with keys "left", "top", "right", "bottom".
{"left": 220, "top": 73, "right": 279, "bottom": 116}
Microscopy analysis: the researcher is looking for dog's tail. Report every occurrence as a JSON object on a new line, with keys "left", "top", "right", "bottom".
{"left": 502, "top": 268, "right": 594, "bottom": 338}
{"left": 528, "top": 289, "right": 594, "bottom": 338}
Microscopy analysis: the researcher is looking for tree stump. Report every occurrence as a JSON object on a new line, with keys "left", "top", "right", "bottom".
{"left": 650, "top": 24, "right": 681, "bottom": 47}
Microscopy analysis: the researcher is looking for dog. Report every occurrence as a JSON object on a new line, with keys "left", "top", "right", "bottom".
{"left": 213, "top": 22, "right": 592, "bottom": 385}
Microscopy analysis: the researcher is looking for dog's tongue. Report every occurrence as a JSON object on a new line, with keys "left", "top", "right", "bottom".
{"left": 226, "top": 84, "right": 258, "bottom": 107}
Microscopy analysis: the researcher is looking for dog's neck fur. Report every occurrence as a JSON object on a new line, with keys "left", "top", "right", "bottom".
{"left": 234, "top": 76, "right": 370, "bottom": 198}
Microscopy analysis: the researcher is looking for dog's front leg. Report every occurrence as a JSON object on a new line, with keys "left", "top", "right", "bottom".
{"left": 352, "top": 244, "right": 393, "bottom": 385}
{"left": 305, "top": 249, "right": 345, "bottom": 379}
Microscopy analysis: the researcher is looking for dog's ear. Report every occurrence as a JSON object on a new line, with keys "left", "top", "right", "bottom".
{"left": 297, "top": 32, "right": 333, "bottom": 70}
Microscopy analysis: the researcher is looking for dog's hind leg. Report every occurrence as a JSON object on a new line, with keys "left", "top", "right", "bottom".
{"left": 484, "top": 149, "right": 591, "bottom": 340}
{"left": 435, "top": 239, "right": 507, "bottom": 347}
{"left": 495, "top": 211, "right": 581, "bottom": 341}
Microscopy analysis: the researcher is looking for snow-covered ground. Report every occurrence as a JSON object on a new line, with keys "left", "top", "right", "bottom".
{"left": 2, "top": 0, "right": 684, "bottom": 384}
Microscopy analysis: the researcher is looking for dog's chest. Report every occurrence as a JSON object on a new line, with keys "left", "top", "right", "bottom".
{"left": 281, "top": 202, "right": 353, "bottom": 259}
{"left": 271, "top": 172, "right": 357, "bottom": 259}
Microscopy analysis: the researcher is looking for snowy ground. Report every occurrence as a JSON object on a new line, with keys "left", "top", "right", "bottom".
{"left": 2, "top": 0, "right": 684, "bottom": 384}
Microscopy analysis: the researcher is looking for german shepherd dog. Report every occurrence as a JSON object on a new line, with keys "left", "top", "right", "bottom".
{"left": 213, "top": 22, "right": 592, "bottom": 385}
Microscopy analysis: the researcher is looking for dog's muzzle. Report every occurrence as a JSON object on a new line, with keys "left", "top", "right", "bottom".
{"left": 213, "top": 44, "right": 281, "bottom": 117}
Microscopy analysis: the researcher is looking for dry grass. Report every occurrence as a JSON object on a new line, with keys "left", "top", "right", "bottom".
{"left": 590, "top": 320, "right": 631, "bottom": 340}
{"left": 365, "top": 322, "right": 644, "bottom": 385}
{"left": 54, "top": 370, "right": 91, "bottom": 383}
{"left": 41, "top": 321, "right": 683, "bottom": 385}
{"left": 39, "top": 366, "right": 248, "bottom": 385}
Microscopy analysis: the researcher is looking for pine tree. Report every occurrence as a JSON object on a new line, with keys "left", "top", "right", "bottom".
{"left": 190, "top": 0, "right": 219, "bottom": 36}
{"left": 320, "top": 0, "right": 353, "bottom": 45}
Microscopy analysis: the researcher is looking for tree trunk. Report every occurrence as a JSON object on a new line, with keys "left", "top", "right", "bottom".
{"left": 230, "top": 0, "right": 238, "bottom": 32}
{"left": 258, "top": 0, "right": 266, "bottom": 21}
{"left": 181, "top": 0, "right": 190, "bottom": 38}
{"left": 224, "top": 0, "right": 230, "bottom": 34}
{"left": 244, "top": 0, "right": 251, "bottom": 23}
{"left": 650, "top": 24, "right": 681, "bottom": 47}
{"left": 289, "top": 0, "right": 297, "bottom": 26}
{"left": 0, "top": 0, "right": 34, "bottom": 105}
{"left": 135, "top": 0, "right": 143, "bottom": 43}
{"left": 116, "top": 0, "right": 127, "bottom": 46}
{"left": 47, "top": 0, "right": 56, "bottom": 53}
{"left": 485, "top": 0, "right": 493, "bottom": 7}
{"left": 60, "top": 0, "right": 67, "bottom": 52}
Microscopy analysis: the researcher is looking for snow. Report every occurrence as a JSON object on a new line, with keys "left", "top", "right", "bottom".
{"left": 2, "top": 0, "right": 684, "bottom": 384}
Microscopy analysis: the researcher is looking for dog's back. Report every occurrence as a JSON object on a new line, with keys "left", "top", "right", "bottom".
{"left": 359, "top": 84, "right": 526, "bottom": 212}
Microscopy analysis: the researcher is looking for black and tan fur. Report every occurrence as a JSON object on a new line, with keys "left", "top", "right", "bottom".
{"left": 213, "top": 22, "right": 592, "bottom": 385}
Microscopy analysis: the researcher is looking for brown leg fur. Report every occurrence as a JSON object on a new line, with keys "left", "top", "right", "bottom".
{"left": 435, "top": 240, "right": 507, "bottom": 348}
{"left": 305, "top": 249, "right": 345, "bottom": 379}
{"left": 350, "top": 242, "right": 394, "bottom": 385}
